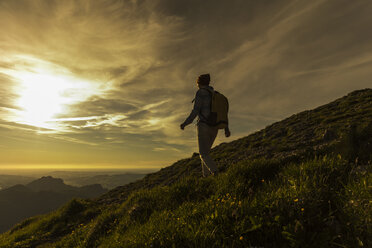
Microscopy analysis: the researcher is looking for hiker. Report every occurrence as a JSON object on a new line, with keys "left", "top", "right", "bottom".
{"left": 180, "top": 74, "right": 231, "bottom": 177}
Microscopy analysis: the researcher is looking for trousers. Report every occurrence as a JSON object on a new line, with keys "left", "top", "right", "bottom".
{"left": 197, "top": 122, "right": 218, "bottom": 177}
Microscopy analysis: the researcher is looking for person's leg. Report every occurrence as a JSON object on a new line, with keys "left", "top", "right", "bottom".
{"left": 204, "top": 125, "right": 218, "bottom": 174}
{"left": 208, "top": 125, "right": 218, "bottom": 174}
{"left": 201, "top": 161, "right": 209, "bottom": 177}
{"left": 198, "top": 123, "right": 218, "bottom": 176}
{"left": 198, "top": 123, "right": 212, "bottom": 177}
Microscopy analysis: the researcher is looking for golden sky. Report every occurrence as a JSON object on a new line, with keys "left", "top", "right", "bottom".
{"left": 1, "top": 0, "right": 372, "bottom": 170}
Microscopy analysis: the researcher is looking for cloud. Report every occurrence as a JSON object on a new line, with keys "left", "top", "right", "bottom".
{"left": 0, "top": 74, "right": 19, "bottom": 110}
{"left": 60, "top": 97, "right": 137, "bottom": 117}
{"left": 1, "top": 0, "right": 372, "bottom": 168}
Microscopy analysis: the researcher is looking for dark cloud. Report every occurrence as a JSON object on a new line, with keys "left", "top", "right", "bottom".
{"left": 127, "top": 110, "right": 150, "bottom": 121}
{"left": 59, "top": 97, "right": 137, "bottom": 118}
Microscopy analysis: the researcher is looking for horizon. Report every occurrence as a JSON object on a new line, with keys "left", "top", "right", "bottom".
{"left": 1, "top": 0, "right": 372, "bottom": 171}
{"left": 0, "top": 166, "right": 158, "bottom": 177}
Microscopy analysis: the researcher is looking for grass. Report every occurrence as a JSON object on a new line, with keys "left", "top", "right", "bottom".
{"left": 1, "top": 156, "right": 370, "bottom": 248}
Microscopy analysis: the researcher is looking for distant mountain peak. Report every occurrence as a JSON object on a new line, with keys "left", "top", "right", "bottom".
{"left": 26, "top": 176, "right": 73, "bottom": 192}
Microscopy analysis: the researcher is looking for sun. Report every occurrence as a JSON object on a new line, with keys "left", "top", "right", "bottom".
{"left": 16, "top": 71, "right": 69, "bottom": 128}
{"left": 0, "top": 56, "right": 105, "bottom": 131}
{"left": 13, "top": 69, "right": 103, "bottom": 130}
{"left": 0, "top": 55, "right": 110, "bottom": 131}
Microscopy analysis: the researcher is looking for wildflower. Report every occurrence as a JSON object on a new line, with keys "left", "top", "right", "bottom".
{"left": 294, "top": 198, "right": 299, "bottom": 202}
{"left": 238, "top": 201, "right": 242, "bottom": 206}
{"left": 261, "top": 179, "right": 265, "bottom": 183}
{"left": 301, "top": 208, "right": 304, "bottom": 212}
{"left": 240, "top": 236, "right": 243, "bottom": 240}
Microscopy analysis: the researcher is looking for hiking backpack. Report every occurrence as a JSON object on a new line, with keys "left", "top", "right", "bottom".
{"left": 206, "top": 90, "right": 229, "bottom": 129}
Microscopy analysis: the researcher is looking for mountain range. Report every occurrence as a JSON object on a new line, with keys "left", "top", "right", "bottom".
{"left": 0, "top": 176, "right": 107, "bottom": 234}
{"left": 0, "top": 172, "right": 147, "bottom": 191}
{"left": 52, "top": 172, "right": 147, "bottom": 190}
{"left": 0, "top": 89, "right": 371, "bottom": 247}
{"left": 0, "top": 175, "right": 35, "bottom": 190}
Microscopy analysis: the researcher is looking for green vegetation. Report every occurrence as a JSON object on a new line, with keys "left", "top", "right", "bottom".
{"left": 0, "top": 89, "right": 371, "bottom": 247}
{"left": 0, "top": 157, "right": 370, "bottom": 247}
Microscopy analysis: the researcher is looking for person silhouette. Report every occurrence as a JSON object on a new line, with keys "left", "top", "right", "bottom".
{"left": 180, "top": 74, "right": 231, "bottom": 177}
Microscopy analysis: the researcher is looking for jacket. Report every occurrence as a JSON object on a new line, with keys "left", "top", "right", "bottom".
{"left": 183, "top": 85, "right": 214, "bottom": 126}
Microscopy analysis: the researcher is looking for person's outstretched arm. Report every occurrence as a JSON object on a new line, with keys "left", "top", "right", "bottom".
{"left": 180, "top": 90, "right": 203, "bottom": 129}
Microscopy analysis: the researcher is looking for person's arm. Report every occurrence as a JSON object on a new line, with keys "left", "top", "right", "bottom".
{"left": 180, "top": 90, "right": 203, "bottom": 129}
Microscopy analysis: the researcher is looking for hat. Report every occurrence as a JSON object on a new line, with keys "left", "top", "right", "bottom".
{"left": 197, "top": 74, "right": 210, "bottom": 85}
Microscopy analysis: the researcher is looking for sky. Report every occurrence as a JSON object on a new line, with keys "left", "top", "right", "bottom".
{"left": 0, "top": 0, "right": 372, "bottom": 171}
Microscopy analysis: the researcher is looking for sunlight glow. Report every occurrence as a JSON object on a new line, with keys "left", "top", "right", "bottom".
{"left": 17, "top": 72, "right": 70, "bottom": 127}
{"left": 2, "top": 55, "right": 105, "bottom": 131}
{"left": 148, "top": 118, "right": 161, "bottom": 126}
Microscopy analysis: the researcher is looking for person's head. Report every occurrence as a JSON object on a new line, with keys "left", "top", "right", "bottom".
{"left": 196, "top": 74, "right": 210, "bottom": 87}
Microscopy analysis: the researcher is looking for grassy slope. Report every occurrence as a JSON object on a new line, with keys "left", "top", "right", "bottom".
{"left": 0, "top": 89, "right": 371, "bottom": 248}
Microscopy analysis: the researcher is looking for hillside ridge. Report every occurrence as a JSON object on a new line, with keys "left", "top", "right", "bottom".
{"left": 99, "top": 88, "right": 372, "bottom": 205}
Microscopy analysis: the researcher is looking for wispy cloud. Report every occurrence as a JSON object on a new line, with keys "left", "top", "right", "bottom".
{"left": 1, "top": 0, "right": 372, "bottom": 168}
